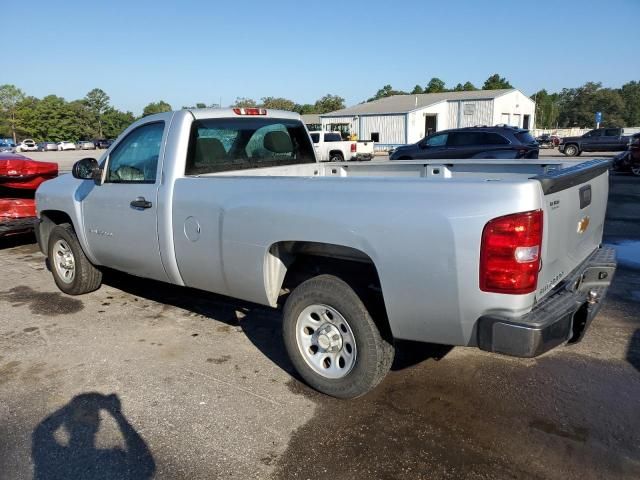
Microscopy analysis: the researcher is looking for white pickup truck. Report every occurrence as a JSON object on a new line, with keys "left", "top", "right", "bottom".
{"left": 35, "top": 108, "right": 616, "bottom": 398}
{"left": 309, "top": 131, "right": 374, "bottom": 162}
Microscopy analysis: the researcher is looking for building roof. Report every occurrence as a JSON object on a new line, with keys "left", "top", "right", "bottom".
{"left": 321, "top": 89, "right": 518, "bottom": 117}
{"left": 301, "top": 114, "right": 322, "bottom": 124}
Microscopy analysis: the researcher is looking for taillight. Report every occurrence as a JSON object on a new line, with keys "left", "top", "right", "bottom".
{"left": 350, "top": 143, "right": 356, "bottom": 153}
{"left": 480, "top": 210, "right": 543, "bottom": 294}
{"left": 232, "top": 108, "right": 267, "bottom": 116}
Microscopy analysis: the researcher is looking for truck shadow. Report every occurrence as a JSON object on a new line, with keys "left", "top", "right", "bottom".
{"left": 628, "top": 329, "right": 640, "bottom": 373}
{"left": 31, "top": 392, "right": 155, "bottom": 480}
{"left": 0, "top": 232, "right": 36, "bottom": 250}
{"left": 100, "top": 269, "right": 451, "bottom": 377}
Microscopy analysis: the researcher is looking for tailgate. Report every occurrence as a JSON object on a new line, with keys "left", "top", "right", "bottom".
{"left": 356, "top": 141, "right": 374, "bottom": 153}
{"left": 533, "top": 160, "right": 611, "bottom": 299}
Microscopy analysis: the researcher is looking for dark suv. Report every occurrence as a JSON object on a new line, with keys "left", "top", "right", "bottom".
{"left": 389, "top": 126, "right": 539, "bottom": 160}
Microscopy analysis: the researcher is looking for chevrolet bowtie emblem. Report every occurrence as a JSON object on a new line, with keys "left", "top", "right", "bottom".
{"left": 577, "top": 216, "right": 590, "bottom": 234}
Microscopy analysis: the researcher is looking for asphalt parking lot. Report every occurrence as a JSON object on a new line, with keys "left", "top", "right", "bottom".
{"left": 1, "top": 167, "right": 639, "bottom": 479}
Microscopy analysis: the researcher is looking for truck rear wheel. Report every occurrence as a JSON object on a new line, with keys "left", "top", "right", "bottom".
{"left": 282, "top": 274, "right": 394, "bottom": 398}
{"left": 329, "top": 152, "right": 344, "bottom": 162}
{"left": 563, "top": 144, "right": 579, "bottom": 156}
{"left": 48, "top": 223, "right": 102, "bottom": 295}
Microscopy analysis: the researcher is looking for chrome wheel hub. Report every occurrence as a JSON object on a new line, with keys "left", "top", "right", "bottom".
{"left": 53, "top": 239, "right": 75, "bottom": 284}
{"left": 295, "top": 304, "right": 357, "bottom": 379}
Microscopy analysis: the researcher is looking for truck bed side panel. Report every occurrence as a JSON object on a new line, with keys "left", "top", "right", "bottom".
{"left": 172, "top": 176, "right": 541, "bottom": 346}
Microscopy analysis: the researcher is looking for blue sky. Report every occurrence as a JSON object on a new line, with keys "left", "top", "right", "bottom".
{"left": 5, "top": 0, "right": 639, "bottom": 115}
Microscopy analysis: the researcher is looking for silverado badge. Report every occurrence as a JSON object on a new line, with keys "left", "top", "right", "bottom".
{"left": 577, "top": 216, "right": 590, "bottom": 234}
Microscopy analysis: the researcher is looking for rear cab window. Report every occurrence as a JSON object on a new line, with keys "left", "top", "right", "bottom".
{"left": 185, "top": 117, "right": 315, "bottom": 175}
{"left": 324, "top": 133, "right": 342, "bottom": 142}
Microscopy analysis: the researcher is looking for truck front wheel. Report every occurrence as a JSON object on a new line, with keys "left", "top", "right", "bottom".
{"left": 282, "top": 274, "right": 394, "bottom": 398}
{"left": 563, "top": 144, "right": 579, "bottom": 156}
{"left": 48, "top": 223, "right": 102, "bottom": 295}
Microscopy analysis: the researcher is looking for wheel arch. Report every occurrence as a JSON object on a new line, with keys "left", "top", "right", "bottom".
{"left": 38, "top": 210, "right": 76, "bottom": 255}
{"left": 265, "top": 241, "right": 393, "bottom": 340}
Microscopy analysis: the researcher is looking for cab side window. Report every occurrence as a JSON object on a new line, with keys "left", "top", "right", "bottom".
{"left": 106, "top": 122, "right": 164, "bottom": 183}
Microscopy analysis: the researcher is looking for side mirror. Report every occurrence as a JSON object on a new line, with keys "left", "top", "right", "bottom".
{"left": 419, "top": 141, "right": 428, "bottom": 149}
{"left": 72, "top": 158, "right": 100, "bottom": 181}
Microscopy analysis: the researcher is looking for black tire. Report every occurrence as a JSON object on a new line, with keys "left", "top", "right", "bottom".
{"left": 329, "top": 152, "right": 344, "bottom": 162}
{"left": 631, "top": 165, "right": 640, "bottom": 177}
{"left": 48, "top": 223, "right": 102, "bottom": 295}
{"left": 563, "top": 144, "right": 579, "bottom": 156}
{"left": 283, "top": 274, "right": 394, "bottom": 398}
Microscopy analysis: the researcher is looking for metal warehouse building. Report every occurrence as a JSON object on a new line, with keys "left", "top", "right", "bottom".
{"left": 320, "top": 89, "right": 535, "bottom": 150}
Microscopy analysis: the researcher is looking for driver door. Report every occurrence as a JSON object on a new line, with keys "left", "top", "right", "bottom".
{"left": 81, "top": 121, "right": 168, "bottom": 282}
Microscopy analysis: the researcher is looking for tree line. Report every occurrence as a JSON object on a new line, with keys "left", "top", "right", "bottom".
{"left": 367, "top": 73, "right": 513, "bottom": 101}
{"left": 0, "top": 85, "right": 347, "bottom": 143}
{"left": 2, "top": 75, "right": 639, "bottom": 142}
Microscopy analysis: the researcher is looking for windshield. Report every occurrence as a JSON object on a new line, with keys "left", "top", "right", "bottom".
{"left": 185, "top": 117, "right": 315, "bottom": 175}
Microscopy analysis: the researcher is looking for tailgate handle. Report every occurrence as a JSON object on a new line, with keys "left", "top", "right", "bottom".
{"left": 130, "top": 197, "right": 152, "bottom": 209}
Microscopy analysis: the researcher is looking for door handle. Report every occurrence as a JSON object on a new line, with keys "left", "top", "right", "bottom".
{"left": 130, "top": 197, "right": 153, "bottom": 209}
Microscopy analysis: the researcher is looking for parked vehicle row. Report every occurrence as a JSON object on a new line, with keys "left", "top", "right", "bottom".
{"left": 10, "top": 138, "right": 115, "bottom": 152}
{"left": 35, "top": 108, "right": 616, "bottom": 398}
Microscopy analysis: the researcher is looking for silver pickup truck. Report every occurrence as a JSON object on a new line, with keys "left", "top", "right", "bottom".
{"left": 35, "top": 108, "right": 616, "bottom": 398}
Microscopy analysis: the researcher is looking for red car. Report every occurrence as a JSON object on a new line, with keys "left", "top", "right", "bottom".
{"left": 0, "top": 153, "right": 58, "bottom": 237}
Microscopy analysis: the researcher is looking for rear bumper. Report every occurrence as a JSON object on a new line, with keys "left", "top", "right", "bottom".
{"left": 351, "top": 153, "right": 373, "bottom": 161}
{"left": 477, "top": 246, "right": 616, "bottom": 358}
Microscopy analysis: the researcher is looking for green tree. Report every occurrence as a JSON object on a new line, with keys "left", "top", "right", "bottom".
{"left": 314, "top": 94, "right": 345, "bottom": 113}
{"left": 410, "top": 85, "right": 424, "bottom": 94}
{"left": 232, "top": 97, "right": 257, "bottom": 108}
{"left": 0, "top": 84, "right": 26, "bottom": 142}
{"left": 102, "top": 107, "right": 135, "bottom": 139}
{"left": 620, "top": 81, "right": 640, "bottom": 126}
{"left": 294, "top": 103, "right": 316, "bottom": 114}
{"left": 260, "top": 97, "right": 296, "bottom": 111}
{"left": 531, "top": 89, "right": 560, "bottom": 129}
{"left": 142, "top": 100, "right": 172, "bottom": 117}
{"left": 425, "top": 77, "right": 446, "bottom": 93}
{"left": 84, "top": 88, "right": 110, "bottom": 138}
{"left": 556, "top": 82, "right": 626, "bottom": 127}
{"left": 482, "top": 74, "right": 513, "bottom": 90}
{"left": 367, "top": 85, "right": 407, "bottom": 102}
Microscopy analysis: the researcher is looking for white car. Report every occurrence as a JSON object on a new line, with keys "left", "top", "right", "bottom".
{"left": 15, "top": 139, "right": 38, "bottom": 152}
{"left": 57, "top": 141, "right": 77, "bottom": 151}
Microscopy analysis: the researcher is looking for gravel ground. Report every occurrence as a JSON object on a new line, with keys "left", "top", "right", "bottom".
{"left": 0, "top": 172, "right": 638, "bottom": 479}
